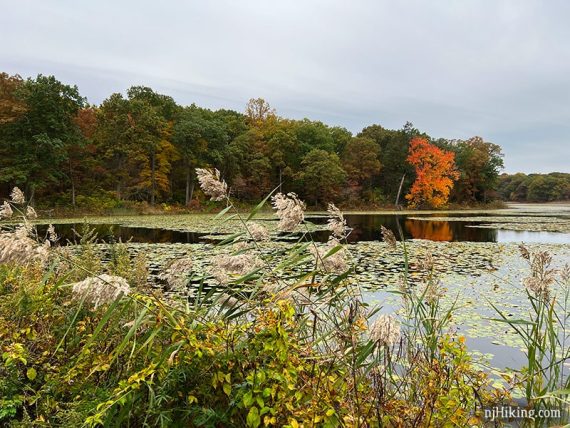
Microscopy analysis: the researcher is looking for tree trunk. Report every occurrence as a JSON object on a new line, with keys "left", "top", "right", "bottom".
{"left": 189, "top": 180, "right": 195, "bottom": 203}
{"left": 29, "top": 186, "right": 35, "bottom": 206}
{"left": 69, "top": 159, "right": 76, "bottom": 208}
{"left": 185, "top": 166, "right": 191, "bottom": 206}
{"left": 395, "top": 174, "right": 406, "bottom": 209}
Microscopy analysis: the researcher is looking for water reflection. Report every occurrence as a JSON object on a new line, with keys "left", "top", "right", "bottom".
{"left": 314, "top": 214, "right": 500, "bottom": 243}
{"left": 405, "top": 219, "right": 453, "bottom": 241}
{"left": 38, "top": 213, "right": 568, "bottom": 245}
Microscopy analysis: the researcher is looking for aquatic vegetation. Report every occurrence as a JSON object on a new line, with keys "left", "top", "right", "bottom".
{"left": 491, "top": 245, "right": 570, "bottom": 423}
{"left": 1, "top": 184, "right": 569, "bottom": 426}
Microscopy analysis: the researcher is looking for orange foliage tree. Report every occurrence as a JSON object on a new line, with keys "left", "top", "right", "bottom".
{"left": 405, "top": 137, "right": 459, "bottom": 208}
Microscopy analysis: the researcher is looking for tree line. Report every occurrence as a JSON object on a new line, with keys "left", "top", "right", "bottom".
{"left": 0, "top": 72, "right": 540, "bottom": 210}
{"left": 497, "top": 173, "right": 570, "bottom": 202}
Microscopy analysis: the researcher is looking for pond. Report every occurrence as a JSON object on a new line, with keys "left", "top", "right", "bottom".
{"left": 37, "top": 212, "right": 570, "bottom": 244}
{"left": 22, "top": 206, "right": 570, "bottom": 391}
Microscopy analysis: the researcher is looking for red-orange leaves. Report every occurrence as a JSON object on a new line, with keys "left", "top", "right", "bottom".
{"left": 405, "top": 137, "right": 459, "bottom": 208}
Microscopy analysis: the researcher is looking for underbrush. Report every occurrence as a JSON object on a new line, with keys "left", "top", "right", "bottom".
{"left": 0, "top": 181, "right": 568, "bottom": 427}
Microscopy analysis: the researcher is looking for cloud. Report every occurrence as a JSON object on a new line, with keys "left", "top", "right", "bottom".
{"left": 1, "top": 0, "right": 569, "bottom": 172}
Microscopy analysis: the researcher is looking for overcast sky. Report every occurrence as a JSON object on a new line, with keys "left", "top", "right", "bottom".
{"left": 1, "top": 0, "right": 569, "bottom": 173}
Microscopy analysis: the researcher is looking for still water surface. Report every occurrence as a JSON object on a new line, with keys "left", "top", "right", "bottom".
{"left": 42, "top": 213, "right": 569, "bottom": 244}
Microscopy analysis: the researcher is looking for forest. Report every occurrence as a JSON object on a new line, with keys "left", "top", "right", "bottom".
{"left": 1, "top": 72, "right": 568, "bottom": 211}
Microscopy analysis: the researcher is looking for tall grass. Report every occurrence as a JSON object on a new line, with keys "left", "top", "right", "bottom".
{"left": 491, "top": 246, "right": 570, "bottom": 425}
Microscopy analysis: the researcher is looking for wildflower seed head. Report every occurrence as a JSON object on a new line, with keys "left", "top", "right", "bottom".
{"left": 195, "top": 168, "right": 228, "bottom": 201}
{"left": 381, "top": 225, "right": 397, "bottom": 248}
{"left": 327, "top": 203, "right": 351, "bottom": 239}
{"left": 10, "top": 187, "right": 25, "bottom": 204}
{"left": 71, "top": 274, "right": 131, "bottom": 309}
{"left": 0, "top": 201, "right": 13, "bottom": 219}
{"left": 271, "top": 192, "right": 305, "bottom": 232}
{"left": 369, "top": 314, "right": 401, "bottom": 347}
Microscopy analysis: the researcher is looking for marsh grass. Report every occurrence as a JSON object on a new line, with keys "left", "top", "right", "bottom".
{"left": 0, "top": 183, "right": 567, "bottom": 426}
{"left": 490, "top": 246, "right": 570, "bottom": 425}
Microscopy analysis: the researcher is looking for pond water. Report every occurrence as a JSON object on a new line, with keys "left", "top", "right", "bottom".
{"left": 27, "top": 210, "right": 570, "bottom": 390}
{"left": 39, "top": 213, "right": 569, "bottom": 244}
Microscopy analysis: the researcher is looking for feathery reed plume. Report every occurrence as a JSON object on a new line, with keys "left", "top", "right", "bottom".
{"left": 521, "top": 248, "right": 556, "bottom": 300}
{"left": 47, "top": 224, "right": 58, "bottom": 242}
{"left": 0, "top": 201, "right": 13, "bottom": 219}
{"left": 271, "top": 192, "right": 305, "bottom": 232}
{"left": 70, "top": 274, "right": 131, "bottom": 309}
{"left": 327, "top": 203, "right": 351, "bottom": 239}
{"left": 561, "top": 264, "right": 570, "bottom": 283}
{"left": 310, "top": 237, "right": 349, "bottom": 274}
{"left": 158, "top": 257, "right": 194, "bottom": 291}
{"left": 211, "top": 253, "right": 263, "bottom": 284}
{"left": 10, "top": 187, "right": 25, "bottom": 204}
{"left": 369, "top": 314, "right": 401, "bottom": 346}
{"left": 380, "top": 225, "right": 397, "bottom": 248}
{"left": 26, "top": 206, "right": 37, "bottom": 219}
{"left": 247, "top": 222, "right": 269, "bottom": 241}
{"left": 0, "top": 227, "right": 50, "bottom": 266}
{"left": 518, "top": 244, "right": 531, "bottom": 261}
{"left": 195, "top": 168, "right": 228, "bottom": 201}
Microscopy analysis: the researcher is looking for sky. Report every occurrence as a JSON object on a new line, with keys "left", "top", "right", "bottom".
{"left": 1, "top": 0, "right": 569, "bottom": 173}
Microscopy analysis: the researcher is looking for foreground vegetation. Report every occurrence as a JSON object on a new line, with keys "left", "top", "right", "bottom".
{"left": 1, "top": 179, "right": 569, "bottom": 427}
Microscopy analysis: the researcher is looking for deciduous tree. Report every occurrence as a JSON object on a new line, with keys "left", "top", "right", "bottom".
{"left": 406, "top": 137, "right": 459, "bottom": 208}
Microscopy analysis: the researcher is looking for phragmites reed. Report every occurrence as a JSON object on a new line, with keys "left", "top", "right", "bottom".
{"left": 519, "top": 245, "right": 556, "bottom": 300}
{"left": 247, "top": 222, "right": 269, "bottom": 241}
{"left": 195, "top": 168, "right": 228, "bottom": 201}
{"left": 271, "top": 192, "right": 305, "bottom": 232}
{"left": 327, "top": 203, "right": 351, "bottom": 239}
{"left": 369, "top": 314, "right": 401, "bottom": 347}
{"left": 0, "top": 226, "right": 50, "bottom": 266}
{"left": 211, "top": 252, "right": 264, "bottom": 285}
{"left": 381, "top": 225, "right": 397, "bottom": 248}
{"left": 309, "top": 237, "right": 349, "bottom": 274}
{"left": 47, "top": 224, "right": 58, "bottom": 242}
{"left": 70, "top": 274, "right": 131, "bottom": 309}
{"left": 25, "top": 206, "right": 37, "bottom": 219}
{"left": 10, "top": 187, "right": 25, "bottom": 204}
{"left": 562, "top": 264, "right": 570, "bottom": 283}
{"left": 0, "top": 188, "right": 50, "bottom": 266}
{"left": 158, "top": 257, "right": 194, "bottom": 291}
{"left": 0, "top": 201, "right": 13, "bottom": 219}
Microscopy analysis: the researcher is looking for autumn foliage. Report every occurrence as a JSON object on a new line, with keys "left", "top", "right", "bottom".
{"left": 405, "top": 137, "right": 459, "bottom": 208}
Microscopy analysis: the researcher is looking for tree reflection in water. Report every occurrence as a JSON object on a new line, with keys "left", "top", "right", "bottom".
{"left": 405, "top": 219, "right": 453, "bottom": 241}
